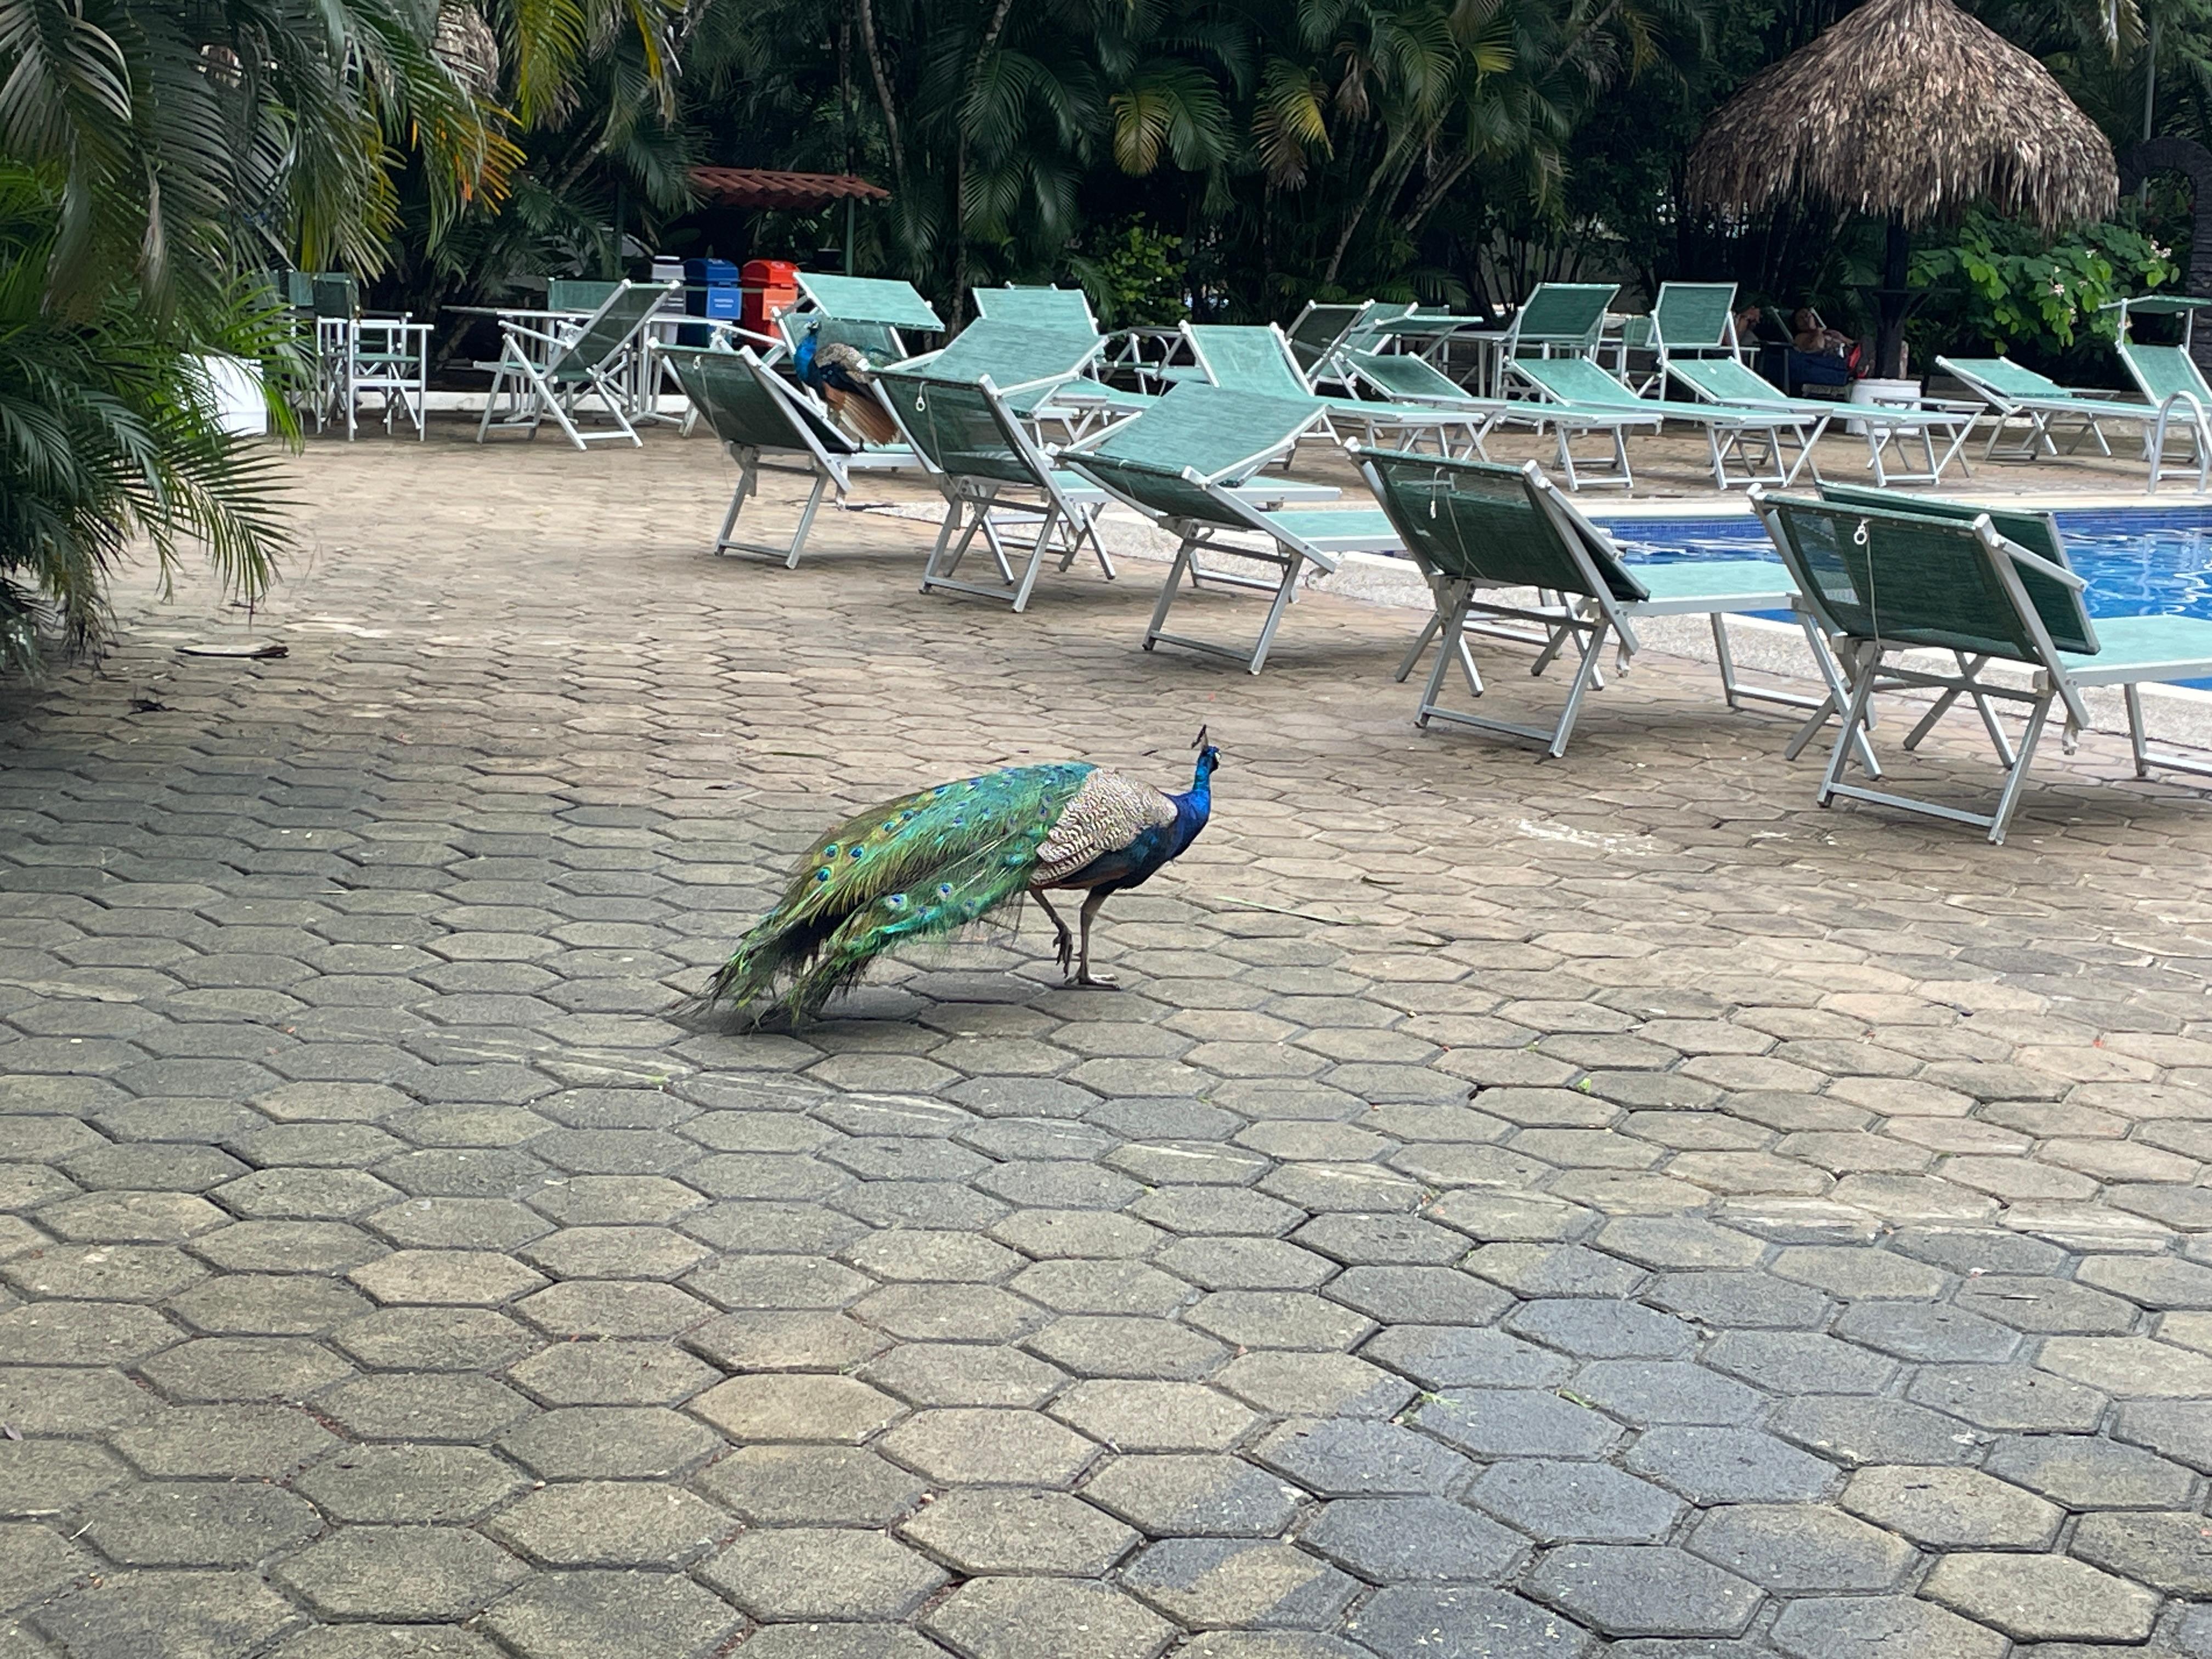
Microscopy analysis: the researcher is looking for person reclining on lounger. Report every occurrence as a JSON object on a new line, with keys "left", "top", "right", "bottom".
{"left": 1787, "top": 307, "right": 1864, "bottom": 389}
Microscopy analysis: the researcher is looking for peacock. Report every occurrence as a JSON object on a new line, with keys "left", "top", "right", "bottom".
{"left": 692, "top": 731, "right": 1220, "bottom": 1025}
{"left": 793, "top": 322, "right": 900, "bottom": 447}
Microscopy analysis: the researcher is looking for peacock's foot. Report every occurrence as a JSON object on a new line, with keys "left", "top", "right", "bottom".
{"left": 1070, "top": 970, "right": 1119, "bottom": 990}
{"left": 1053, "top": 933, "right": 1074, "bottom": 974}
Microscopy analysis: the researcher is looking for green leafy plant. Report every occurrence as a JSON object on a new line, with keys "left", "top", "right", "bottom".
{"left": 1069, "top": 219, "right": 1187, "bottom": 328}
{"left": 1910, "top": 207, "right": 2181, "bottom": 381}
{"left": 0, "top": 166, "right": 303, "bottom": 670}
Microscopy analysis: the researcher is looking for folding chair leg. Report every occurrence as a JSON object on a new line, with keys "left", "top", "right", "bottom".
{"left": 710, "top": 453, "right": 758, "bottom": 555}
{"left": 1546, "top": 624, "right": 1612, "bottom": 758}
{"left": 1711, "top": 614, "right": 1742, "bottom": 708}
{"left": 1784, "top": 618, "right": 1881, "bottom": 777}
{"left": 1010, "top": 505, "right": 1058, "bottom": 613}
{"left": 1415, "top": 590, "right": 1475, "bottom": 726}
{"left": 1985, "top": 694, "right": 2054, "bottom": 845}
{"left": 1245, "top": 560, "right": 1302, "bottom": 675}
{"left": 1819, "top": 653, "right": 1884, "bottom": 806}
{"left": 1396, "top": 612, "right": 1443, "bottom": 683}
{"left": 785, "top": 472, "right": 831, "bottom": 567}
{"left": 1143, "top": 538, "right": 1202, "bottom": 652}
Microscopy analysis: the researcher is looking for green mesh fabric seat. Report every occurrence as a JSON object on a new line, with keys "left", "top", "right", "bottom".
{"left": 1933, "top": 356, "right": 2174, "bottom": 467}
{"left": 475, "top": 279, "right": 678, "bottom": 449}
{"left": 1182, "top": 323, "right": 1497, "bottom": 460}
{"left": 1064, "top": 384, "right": 1387, "bottom": 673}
{"left": 1619, "top": 283, "right": 1740, "bottom": 395}
{"left": 1500, "top": 283, "right": 1618, "bottom": 359}
{"left": 972, "top": 286, "right": 1099, "bottom": 330}
{"left": 770, "top": 274, "right": 945, "bottom": 369}
{"left": 899, "top": 322, "right": 1105, "bottom": 418}
{"left": 1358, "top": 450, "right": 1830, "bottom": 758}
{"left": 667, "top": 346, "right": 917, "bottom": 567}
{"left": 2113, "top": 342, "right": 2212, "bottom": 491}
{"left": 548, "top": 278, "right": 620, "bottom": 313}
{"left": 874, "top": 369, "right": 1116, "bottom": 612}
{"left": 1667, "top": 356, "right": 1978, "bottom": 487}
{"left": 1756, "top": 489, "right": 2212, "bottom": 843}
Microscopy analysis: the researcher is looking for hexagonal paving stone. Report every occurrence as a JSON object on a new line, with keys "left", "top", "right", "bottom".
{"left": 499, "top": 1406, "right": 723, "bottom": 1480}
{"left": 30, "top": 1570, "right": 302, "bottom": 1659}
{"left": 695, "top": 1443, "right": 925, "bottom": 1527}
{"left": 1908, "top": 1363, "right": 2108, "bottom": 1432}
{"left": 139, "top": 1335, "right": 353, "bottom": 1401}
{"left": 507, "top": 1339, "right": 717, "bottom": 1406}
{"left": 1982, "top": 1432, "right": 2197, "bottom": 1509}
{"left": 1466, "top": 1459, "right": 1684, "bottom": 1544}
{"left": 80, "top": 1482, "right": 320, "bottom": 1566}
{"left": 1688, "top": 1504, "right": 1914, "bottom": 1592}
{"left": 1412, "top": 1390, "right": 1621, "bottom": 1460}
{"left": 2071, "top": 1509, "right": 2212, "bottom": 1596}
{"left": 294, "top": 1443, "right": 529, "bottom": 1523}
{"left": 480, "top": 1570, "right": 738, "bottom": 1659}
{"left": 879, "top": 1407, "right": 1099, "bottom": 1486}
{"left": 700, "top": 1526, "right": 947, "bottom": 1620}
{"left": 0, "top": 1301, "right": 182, "bottom": 1367}
{"left": 922, "top": 1575, "right": 1177, "bottom": 1659}
{"left": 1920, "top": 1550, "right": 2160, "bottom": 1643}
{"left": 1124, "top": 1537, "right": 1360, "bottom": 1629}
{"left": 1624, "top": 1427, "right": 1838, "bottom": 1504}
{"left": 487, "top": 1480, "right": 729, "bottom": 1567}
{"left": 348, "top": 1249, "right": 547, "bottom": 1305}
{"left": 1767, "top": 1595, "right": 2006, "bottom": 1659}
{"left": 899, "top": 1487, "right": 1138, "bottom": 1576}
{"left": 167, "top": 1273, "right": 373, "bottom": 1336}
{"left": 690, "top": 1373, "right": 902, "bottom": 1443}
{"left": 1300, "top": 1496, "right": 1526, "bottom": 1583}
{"left": 1025, "top": 1315, "right": 1229, "bottom": 1380}
{"left": 273, "top": 1527, "right": 528, "bottom": 1621}
{"left": 1840, "top": 1464, "right": 2061, "bottom": 1548}
{"left": 1524, "top": 1544, "right": 1762, "bottom": 1640}
{"left": 1252, "top": 1417, "right": 1471, "bottom": 1497}
{"left": 335, "top": 1307, "right": 537, "bottom": 1371}
{"left": 0, "top": 1440, "right": 129, "bottom": 1518}
{"left": 318, "top": 1372, "right": 533, "bottom": 1441}
{"left": 1342, "top": 1585, "right": 1596, "bottom": 1658}
{"left": 1049, "top": 1379, "right": 1257, "bottom": 1453}
{"left": 0, "top": 1521, "right": 94, "bottom": 1613}
{"left": 1082, "top": 1453, "right": 1306, "bottom": 1538}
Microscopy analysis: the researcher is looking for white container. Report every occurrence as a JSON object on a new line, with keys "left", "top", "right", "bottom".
{"left": 193, "top": 354, "right": 268, "bottom": 438}
{"left": 1846, "top": 376, "right": 1921, "bottom": 436}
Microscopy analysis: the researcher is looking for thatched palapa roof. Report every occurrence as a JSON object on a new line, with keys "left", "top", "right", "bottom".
{"left": 1688, "top": 0, "right": 2116, "bottom": 231}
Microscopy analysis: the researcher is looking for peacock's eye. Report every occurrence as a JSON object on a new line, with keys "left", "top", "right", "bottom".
{"left": 886, "top": 893, "right": 906, "bottom": 909}
{"left": 823, "top": 844, "right": 839, "bottom": 857}
{"left": 936, "top": 884, "right": 952, "bottom": 896}
{"left": 850, "top": 847, "right": 865, "bottom": 859}
{"left": 815, "top": 870, "right": 831, "bottom": 884}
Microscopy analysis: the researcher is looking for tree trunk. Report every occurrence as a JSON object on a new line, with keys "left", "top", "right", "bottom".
{"left": 855, "top": 0, "right": 905, "bottom": 184}
{"left": 1875, "top": 213, "right": 1910, "bottom": 380}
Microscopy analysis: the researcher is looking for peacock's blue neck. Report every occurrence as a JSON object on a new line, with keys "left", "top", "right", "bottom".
{"left": 1167, "top": 763, "right": 1214, "bottom": 855}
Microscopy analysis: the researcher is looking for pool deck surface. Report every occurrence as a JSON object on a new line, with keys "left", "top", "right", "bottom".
{"left": 6, "top": 420, "right": 2212, "bottom": 1658}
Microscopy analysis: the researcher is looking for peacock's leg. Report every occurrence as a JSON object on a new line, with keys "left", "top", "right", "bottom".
{"left": 1074, "top": 889, "right": 1118, "bottom": 989}
{"left": 1031, "top": 890, "right": 1074, "bottom": 975}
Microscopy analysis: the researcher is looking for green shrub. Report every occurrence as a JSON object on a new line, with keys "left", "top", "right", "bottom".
{"left": 1071, "top": 220, "right": 1189, "bottom": 328}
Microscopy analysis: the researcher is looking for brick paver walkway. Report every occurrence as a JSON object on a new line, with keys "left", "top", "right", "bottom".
{"left": 5, "top": 431, "right": 2212, "bottom": 1659}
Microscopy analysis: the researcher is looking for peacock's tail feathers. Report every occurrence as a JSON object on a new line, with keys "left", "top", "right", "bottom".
{"left": 690, "top": 763, "right": 1094, "bottom": 1025}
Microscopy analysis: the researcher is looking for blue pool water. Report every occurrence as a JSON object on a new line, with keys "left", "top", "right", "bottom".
{"left": 1595, "top": 505, "right": 2212, "bottom": 687}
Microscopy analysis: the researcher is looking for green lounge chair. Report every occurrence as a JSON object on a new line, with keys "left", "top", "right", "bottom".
{"left": 1066, "top": 384, "right": 1398, "bottom": 673}
{"left": 1285, "top": 300, "right": 1422, "bottom": 387}
{"left": 1753, "top": 488, "right": 2212, "bottom": 843}
{"left": 1183, "top": 323, "right": 1498, "bottom": 458}
{"left": 1621, "top": 282, "right": 1742, "bottom": 393}
{"left": 1501, "top": 282, "right": 1620, "bottom": 362}
{"left": 1934, "top": 356, "right": 2170, "bottom": 467}
{"left": 775, "top": 274, "right": 947, "bottom": 369}
{"left": 972, "top": 285, "right": 1099, "bottom": 330}
{"left": 476, "top": 279, "right": 679, "bottom": 448}
{"left": 874, "top": 368, "right": 1118, "bottom": 612}
{"left": 2114, "top": 342, "right": 2212, "bottom": 492}
{"left": 1509, "top": 356, "right": 1819, "bottom": 492}
{"left": 547, "top": 278, "right": 621, "bottom": 314}
{"left": 899, "top": 321, "right": 1105, "bottom": 408}
{"left": 665, "top": 346, "right": 917, "bottom": 566}
{"left": 1668, "top": 356, "right": 1979, "bottom": 487}
{"left": 1357, "top": 449, "right": 1842, "bottom": 758}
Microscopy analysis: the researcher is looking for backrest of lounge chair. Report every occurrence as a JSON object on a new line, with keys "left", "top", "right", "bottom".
{"left": 1812, "top": 484, "right": 2094, "bottom": 654}
{"left": 1342, "top": 302, "right": 1418, "bottom": 352}
{"left": 550, "top": 280, "right": 673, "bottom": 381}
{"left": 913, "top": 321, "right": 1102, "bottom": 389}
{"left": 549, "top": 278, "right": 620, "bottom": 313}
{"left": 280, "top": 270, "right": 316, "bottom": 308}
{"left": 1651, "top": 283, "right": 1737, "bottom": 355}
{"left": 1186, "top": 325, "right": 1314, "bottom": 400}
{"left": 2118, "top": 341, "right": 2212, "bottom": 408}
{"left": 1068, "top": 453, "right": 1238, "bottom": 528}
{"left": 1359, "top": 450, "right": 1645, "bottom": 601}
{"left": 1346, "top": 351, "right": 1473, "bottom": 403}
{"left": 1285, "top": 303, "right": 1372, "bottom": 371}
{"left": 874, "top": 371, "right": 1039, "bottom": 487}
{"left": 1503, "top": 283, "right": 1618, "bottom": 354}
{"left": 1938, "top": 356, "right": 2067, "bottom": 400}
{"left": 667, "top": 350, "right": 802, "bottom": 453}
{"left": 1515, "top": 357, "right": 1638, "bottom": 408}
{"left": 1763, "top": 497, "right": 2092, "bottom": 663}
{"left": 1668, "top": 357, "right": 1786, "bottom": 404}
{"left": 1085, "top": 383, "right": 1319, "bottom": 483}
{"left": 311, "top": 275, "right": 358, "bottom": 320}
{"left": 797, "top": 273, "right": 944, "bottom": 330}
{"left": 972, "top": 286, "right": 1097, "bottom": 330}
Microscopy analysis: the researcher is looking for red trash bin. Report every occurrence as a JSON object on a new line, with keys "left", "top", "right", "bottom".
{"left": 742, "top": 259, "right": 800, "bottom": 334}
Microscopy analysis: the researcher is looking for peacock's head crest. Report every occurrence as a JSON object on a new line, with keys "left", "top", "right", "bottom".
{"left": 1192, "top": 725, "right": 1220, "bottom": 781}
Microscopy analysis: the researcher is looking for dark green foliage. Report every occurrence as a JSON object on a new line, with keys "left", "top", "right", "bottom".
{"left": 695, "top": 763, "right": 1094, "bottom": 1025}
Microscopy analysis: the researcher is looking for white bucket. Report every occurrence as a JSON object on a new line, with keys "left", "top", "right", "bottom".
{"left": 193, "top": 354, "right": 268, "bottom": 438}
{"left": 1846, "top": 376, "right": 1920, "bottom": 436}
